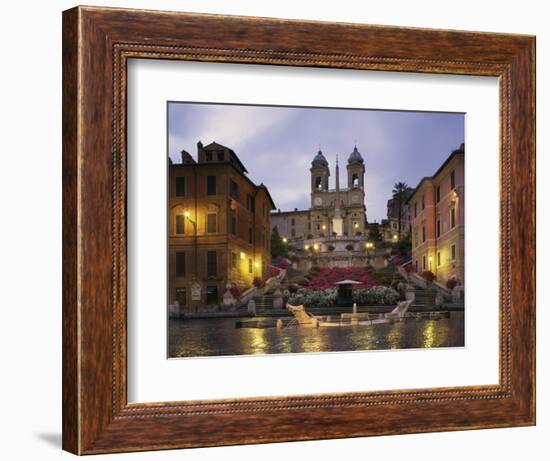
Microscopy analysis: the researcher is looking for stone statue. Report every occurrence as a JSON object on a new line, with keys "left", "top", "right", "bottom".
{"left": 272, "top": 285, "right": 284, "bottom": 309}
{"left": 452, "top": 285, "right": 463, "bottom": 303}
{"left": 247, "top": 299, "right": 257, "bottom": 316}
{"left": 435, "top": 291, "right": 444, "bottom": 308}
{"left": 222, "top": 283, "right": 236, "bottom": 310}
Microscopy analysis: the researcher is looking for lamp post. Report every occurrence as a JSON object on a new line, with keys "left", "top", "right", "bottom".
{"left": 365, "top": 241, "right": 374, "bottom": 266}
{"left": 184, "top": 210, "right": 198, "bottom": 280}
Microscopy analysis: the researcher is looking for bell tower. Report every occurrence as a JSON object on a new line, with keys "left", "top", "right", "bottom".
{"left": 347, "top": 146, "right": 365, "bottom": 189}
{"left": 346, "top": 145, "right": 367, "bottom": 227}
{"left": 310, "top": 149, "right": 330, "bottom": 207}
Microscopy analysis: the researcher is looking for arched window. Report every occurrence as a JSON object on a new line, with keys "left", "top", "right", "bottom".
{"left": 315, "top": 176, "right": 323, "bottom": 190}
{"left": 352, "top": 173, "right": 359, "bottom": 187}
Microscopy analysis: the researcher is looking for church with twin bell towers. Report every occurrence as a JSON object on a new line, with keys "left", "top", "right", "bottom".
{"left": 270, "top": 146, "right": 367, "bottom": 245}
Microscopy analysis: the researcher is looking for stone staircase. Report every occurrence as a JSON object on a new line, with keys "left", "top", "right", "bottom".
{"left": 254, "top": 294, "right": 275, "bottom": 310}
{"left": 410, "top": 285, "right": 437, "bottom": 310}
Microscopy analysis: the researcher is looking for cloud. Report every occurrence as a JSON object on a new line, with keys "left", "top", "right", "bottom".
{"left": 168, "top": 103, "right": 464, "bottom": 222}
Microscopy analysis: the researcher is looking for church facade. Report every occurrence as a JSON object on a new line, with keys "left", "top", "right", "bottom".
{"left": 271, "top": 146, "right": 368, "bottom": 242}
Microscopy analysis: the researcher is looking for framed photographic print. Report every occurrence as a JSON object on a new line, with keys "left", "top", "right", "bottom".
{"left": 62, "top": 6, "right": 535, "bottom": 455}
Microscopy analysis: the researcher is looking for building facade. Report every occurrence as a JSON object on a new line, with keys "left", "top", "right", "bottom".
{"left": 386, "top": 186, "right": 415, "bottom": 241}
{"left": 407, "top": 143, "right": 465, "bottom": 285}
{"left": 270, "top": 146, "right": 367, "bottom": 241}
{"left": 168, "top": 141, "right": 275, "bottom": 312}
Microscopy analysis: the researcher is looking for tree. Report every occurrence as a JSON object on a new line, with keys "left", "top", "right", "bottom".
{"left": 392, "top": 181, "right": 409, "bottom": 240}
{"left": 270, "top": 226, "right": 287, "bottom": 259}
{"left": 367, "top": 223, "right": 383, "bottom": 243}
{"left": 396, "top": 234, "right": 412, "bottom": 257}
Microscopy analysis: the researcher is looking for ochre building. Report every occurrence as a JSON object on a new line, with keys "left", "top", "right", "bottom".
{"left": 168, "top": 141, "right": 275, "bottom": 312}
{"left": 407, "top": 143, "right": 465, "bottom": 285}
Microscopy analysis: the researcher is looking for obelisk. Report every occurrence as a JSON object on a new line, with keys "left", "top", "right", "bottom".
{"left": 332, "top": 155, "right": 344, "bottom": 237}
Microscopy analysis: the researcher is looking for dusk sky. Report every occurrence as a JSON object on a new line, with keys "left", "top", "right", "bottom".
{"left": 168, "top": 102, "right": 464, "bottom": 222}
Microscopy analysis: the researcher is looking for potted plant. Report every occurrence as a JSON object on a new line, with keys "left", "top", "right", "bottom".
{"left": 420, "top": 270, "right": 436, "bottom": 283}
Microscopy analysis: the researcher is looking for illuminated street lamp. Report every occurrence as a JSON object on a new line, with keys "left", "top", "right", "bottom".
{"left": 304, "top": 244, "right": 309, "bottom": 251}
{"left": 183, "top": 209, "right": 197, "bottom": 228}
{"left": 365, "top": 241, "right": 375, "bottom": 267}
{"left": 184, "top": 209, "right": 198, "bottom": 278}
{"left": 313, "top": 243, "right": 319, "bottom": 251}
{"left": 282, "top": 237, "right": 288, "bottom": 243}
{"left": 392, "top": 234, "right": 398, "bottom": 242}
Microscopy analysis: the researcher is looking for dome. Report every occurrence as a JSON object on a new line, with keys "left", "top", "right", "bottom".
{"left": 348, "top": 146, "right": 364, "bottom": 164}
{"left": 312, "top": 149, "right": 328, "bottom": 166}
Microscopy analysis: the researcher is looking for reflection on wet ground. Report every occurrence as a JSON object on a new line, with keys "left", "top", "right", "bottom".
{"left": 169, "top": 312, "right": 465, "bottom": 358}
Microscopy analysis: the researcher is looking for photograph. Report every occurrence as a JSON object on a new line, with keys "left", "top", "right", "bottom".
{"left": 167, "top": 102, "right": 466, "bottom": 358}
{"left": 0, "top": 1, "right": 540, "bottom": 458}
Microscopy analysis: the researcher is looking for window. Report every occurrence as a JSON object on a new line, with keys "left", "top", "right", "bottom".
{"left": 437, "top": 251, "right": 441, "bottom": 267}
{"left": 291, "top": 218, "right": 295, "bottom": 226}
{"left": 450, "top": 206, "right": 456, "bottom": 228}
{"left": 206, "top": 285, "right": 218, "bottom": 305}
{"left": 175, "top": 288, "right": 186, "bottom": 306}
{"left": 436, "top": 185, "right": 441, "bottom": 203}
{"left": 207, "top": 175, "right": 216, "bottom": 195}
{"left": 392, "top": 222, "right": 397, "bottom": 230}
{"left": 248, "top": 225, "right": 253, "bottom": 244}
{"left": 315, "top": 177, "right": 322, "bottom": 190}
{"left": 217, "top": 151, "right": 224, "bottom": 161}
{"left": 421, "top": 194, "right": 425, "bottom": 210}
{"left": 230, "top": 215, "right": 237, "bottom": 235}
{"left": 248, "top": 258, "right": 253, "bottom": 274}
{"left": 352, "top": 173, "right": 359, "bottom": 187}
{"left": 422, "top": 223, "right": 426, "bottom": 242}
{"left": 205, "top": 151, "right": 213, "bottom": 161}
{"left": 291, "top": 229, "right": 295, "bottom": 237}
{"left": 415, "top": 260, "right": 418, "bottom": 272}
{"left": 175, "top": 214, "right": 185, "bottom": 235}
{"left": 175, "top": 177, "right": 185, "bottom": 196}
{"left": 207, "top": 251, "right": 217, "bottom": 277}
{"left": 422, "top": 255, "right": 426, "bottom": 270}
{"left": 231, "top": 252, "right": 237, "bottom": 269}
{"left": 451, "top": 243, "right": 456, "bottom": 261}
{"left": 451, "top": 170, "right": 456, "bottom": 189}
{"left": 175, "top": 252, "right": 186, "bottom": 277}
{"left": 414, "top": 202, "right": 417, "bottom": 218}
{"left": 436, "top": 218, "right": 441, "bottom": 237}
{"left": 247, "top": 194, "right": 255, "bottom": 212}
{"left": 414, "top": 227, "right": 418, "bottom": 247}
{"left": 230, "top": 180, "right": 239, "bottom": 199}
{"left": 207, "top": 213, "right": 217, "bottom": 233}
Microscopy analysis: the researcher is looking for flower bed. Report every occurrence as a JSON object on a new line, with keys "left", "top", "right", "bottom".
{"left": 288, "top": 288, "right": 338, "bottom": 308}
{"left": 352, "top": 286, "right": 400, "bottom": 305}
{"left": 288, "top": 285, "right": 400, "bottom": 307}
{"left": 307, "top": 267, "right": 378, "bottom": 289}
